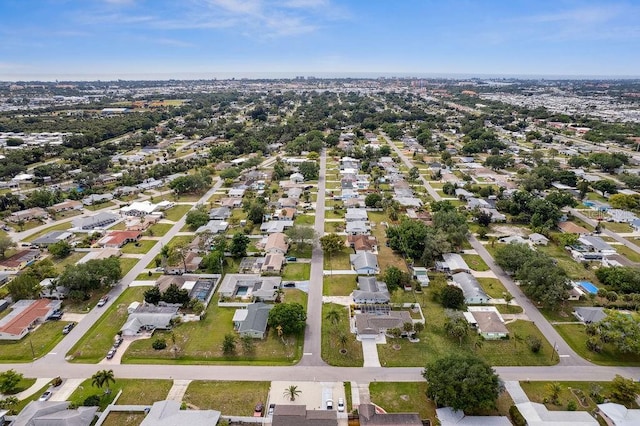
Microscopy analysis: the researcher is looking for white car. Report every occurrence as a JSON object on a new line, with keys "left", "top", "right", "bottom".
{"left": 337, "top": 398, "right": 345, "bottom": 412}
{"left": 326, "top": 399, "right": 333, "bottom": 410}
{"left": 38, "top": 391, "right": 52, "bottom": 401}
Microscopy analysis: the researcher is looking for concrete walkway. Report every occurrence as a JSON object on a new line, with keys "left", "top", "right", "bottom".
{"left": 470, "top": 270, "right": 498, "bottom": 278}
{"left": 13, "top": 378, "right": 52, "bottom": 400}
{"left": 50, "top": 378, "right": 85, "bottom": 401}
{"left": 504, "top": 381, "right": 530, "bottom": 404}
{"left": 166, "top": 379, "right": 191, "bottom": 402}
{"left": 361, "top": 339, "right": 381, "bottom": 367}
{"left": 356, "top": 383, "right": 371, "bottom": 405}
{"left": 350, "top": 381, "right": 360, "bottom": 407}
{"left": 322, "top": 296, "right": 353, "bottom": 307}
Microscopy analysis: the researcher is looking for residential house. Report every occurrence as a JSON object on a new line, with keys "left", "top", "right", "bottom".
{"left": 345, "top": 220, "right": 371, "bottom": 236}
{"left": 359, "top": 403, "right": 422, "bottom": 426}
{"left": 0, "top": 249, "right": 41, "bottom": 271}
{"left": 354, "top": 311, "right": 413, "bottom": 339}
{"left": 455, "top": 188, "right": 474, "bottom": 200}
{"left": 233, "top": 302, "right": 273, "bottom": 339}
{"left": 218, "top": 197, "right": 243, "bottom": 208}
{"left": 124, "top": 215, "right": 159, "bottom": 232}
{"left": 140, "top": 400, "right": 221, "bottom": 426}
{"left": 10, "top": 401, "right": 98, "bottom": 426}
{"left": 347, "top": 235, "right": 378, "bottom": 253}
{"left": 0, "top": 299, "right": 62, "bottom": 340}
{"left": 259, "top": 232, "right": 289, "bottom": 254}
{"left": 350, "top": 252, "right": 379, "bottom": 275}
{"left": 273, "top": 207, "right": 296, "bottom": 221}
{"left": 436, "top": 253, "right": 471, "bottom": 274}
{"left": 345, "top": 208, "right": 368, "bottom": 222}
{"left": 339, "top": 188, "right": 359, "bottom": 200}
{"left": 574, "top": 307, "right": 607, "bottom": 324}
{"left": 499, "top": 235, "right": 528, "bottom": 245}
{"left": 464, "top": 306, "right": 509, "bottom": 339}
{"left": 97, "top": 230, "right": 142, "bottom": 248}
{"left": 120, "top": 201, "right": 162, "bottom": 216}
{"left": 155, "top": 274, "right": 220, "bottom": 307}
{"left": 209, "top": 206, "right": 231, "bottom": 220}
{"left": 261, "top": 220, "right": 294, "bottom": 234}
{"left": 8, "top": 207, "right": 48, "bottom": 222}
{"left": 48, "top": 199, "right": 83, "bottom": 213}
{"left": 261, "top": 253, "right": 285, "bottom": 273}
{"left": 578, "top": 235, "right": 617, "bottom": 255}
{"left": 436, "top": 407, "right": 511, "bottom": 426}
{"left": 136, "top": 178, "right": 163, "bottom": 191}
{"left": 39, "top": 278, "right": 69, "bottom": 300}
{"left": 529, "top": 233, "right": 549, "bottom": 246}
{"left": 411, "top": 266, "right": 430, "bottom": 287}
{"left": 81, "top": 193, "right": 114, "bottom": 206}
{"left": 516, "top": 402, "right": 598, "bottom": 425}
{"left": 195, "top": 220, "right": 229, "bottom": 234}
{"left": 165, "top": 251, "right": 203, "bottom": 275}
{"left": 31, "top": 230, "right": 73, "bottom": 248}
{"left": 228, "top": 187, "right": 246, "bottom": 198}
{"left": 289, "top": 172, "right": 304, "bottom": 183}
{"left": 598, "top": 403, "right": 640, "bottom": 425}
{"left": 272, "top": 405, "right": 337, "bottom": 426}
{"left": 72, "top": 212, "right": 119, "bottom": 230}
{"left": 120, "top": 303, "right": 180, "bottom": 336}
{"left": 451, "top": 272, "right": 490, "bottom": 305}
{"left": 352, "top": 276, "right": 390, "bottom": 304}
{"left": 276, "top": 197, "right": 298, "bottom": 209}
{"left": 607, "top": 209, "right": 637, "bottom": 223}
{"left": 218, "top": 274, "right": 282, "bottom": 302}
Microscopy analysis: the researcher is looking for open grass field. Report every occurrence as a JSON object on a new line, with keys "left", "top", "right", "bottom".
{"left": 321, "top": 303, "right": 363, "bottom": 367}
{"left": 164, "top": 205, "right": 192, "bottom": 222}
{"left": 369, "top": 382, "right": 435, "bottom": 421}
{"left": 67, "top": 287, "right": 149, "bottom": 363}
{"left": 461, "top": 254, "right": 490, "bottom": 271}
{"left": 613, "top": 244, "right": 640, "bottom": 263}
{"left": 0, "top": 321, "right": 71, "bottom": 362}
{"left": 477, "top": 278, "right": 511, "bottom": 300}
{"left": 323, "top": 275, "right": 357, "bottom": 296}
{"left": 120, "top": 239, "right": 157, "bottom": 254}
{"left": 281, "top": 263, "right": 311, "bottom": 281}
{"left": 123, "top": 289, "right": 306, "bottom": 365}
{"left": 183, "top": 381, "right": 269, "bottom": 415}
{"left": 135, "top": 272, "right": 161, "bottom": 281}
{"left": 119, "top": 257, "right": 140, "bottom": 275}
{"left": 604, "top": 222, "right": 631, "bottom": 233}
{"left": 520, "top": 381, "right": 624, "bottom": 412}
{"left": 288, "top": 243, "right": 313, "bottom": 259}
{"left": 85, "top": 201, "right": 117, "bottom": 211}
{"left": 167, "top": 235, "right": 194, "bottom": 248}
{"left": 102, "top": 413, "right": 146, "bottom": 426}
{"left": 554, "top": 323, "right": 640, "bottom": 366}
{"left": 68, "top": 378, "right": 172, "bottom": 411}
{"left": 53, "top": 251, "right": 85, "bottom": 273}
{"left": 323, "top": 246, "right": 352, "bottom": 270}
{"left": 294, "top": 214, "right": 315, "bottom": 226}
{"left": 369, "top": 212, "right": 407, "bottom": 272}
{"left": 377, "top": 287, "right": 557, "bottom": 367}
{"left": 147, "top": 222, "right": 173, "bottom": 236}
{"left": 24, "top": 221, "right": 72, "bottom": 242}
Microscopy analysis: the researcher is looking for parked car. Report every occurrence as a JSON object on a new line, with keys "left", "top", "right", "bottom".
{"left": 106, "top": 348, "right": 116, "bottom": 360}
{"left": 47, "top": 310, "right": 63, "bottom": 321}
{"left": 285, "top": 256, "right": 297, "bottom": 262}
{"left": 337, "top": 398, "right": 344, "bottom": 412}
{"left": 283, "top": 282, "right": 296, "bottom": 288}
{"left": 267, "top": 403, "right": 275, "bottom": 417}
{"left": 254, "top": 402, "right": 264, "bottom": 417}
{"left": 97, "top": 296, "right": 109, "bottom": 307}
{"left": 113, "top": 336, "right": 123, "bottom": 347}
{"left": 38, "top": 391, "right": 52, "bottom": 401}
{"left": 62, "top": 323, "right": 76, "bottom": 335}
{"left": 326, "top": 399, "right": 333, "bottom": 410}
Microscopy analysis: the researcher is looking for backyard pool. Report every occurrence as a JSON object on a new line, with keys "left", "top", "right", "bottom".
{"left": 235, "top": 286, "right": 249, "bottom": 296}
{"left": 577, "top": 281, "right": 599, "bottom": 294}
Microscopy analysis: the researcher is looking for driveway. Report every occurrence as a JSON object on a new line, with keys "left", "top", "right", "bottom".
{"left": 361, "top": 339, "right": 381, "bottom": 367}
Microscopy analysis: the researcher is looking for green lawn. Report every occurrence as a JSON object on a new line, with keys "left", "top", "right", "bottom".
{"left": 147, "top": 222, "right": 173, "bottom": 236}
{"left": 24, "top": 222, "right": 72, "bottom": 242}
{"left": 321, "top": 303, "right": 363, "bottom": 367}
{"left": 164, "top": 205, "right": 192, "bottom": 222}
{"left": 294, "top": 214, "right": 315, "bottom": 226}
{"left": 282, "top": 263, "right": 311, "bottom": 281}
{"left": 135, "top": 272, "right": 162, "bottom": 281}
{"left": 85, "top": 201, "right": 117, "bottom": 211}
{"left": 477, "top": 278, "right": 511, "bottom": 300}
{"left": 323, "top": 275, "right": 358, "bottom": 296}
{"left": 370, "top": 382, "right": 435, "bottom": 421}
{"left": 604, "top": 222, "right": 631, "bottom": 233}
{"left": 183, "top": 381, "right": 269, "bottom": 415}
{"left": 123, "top": 290, "right": 306, "bottom": 365}
{"left": 520, "top": 381, "right": 625, "bottom": 413}
{"left": 0, "top": 321, "right": 71, "bottom": 362}
{"left": 613, "top": 244, "right": 640, "bottom": 263}
{"left": 102, "top": 413, "right": 146, "bottom": 426}
{"left": 461, "top": 254, "right": 490, "bottom": 271}
{"left": 13, "top": 383, "right": 50, "bottom": 414}
{"left": 167, "top": 235, "right": 194, "bottom": 248}
{"left": 68, "top": 378, "right": 172, "bottom": 411}
{"left": 174, "top": 193, "right": 204, "bottom": 202}
{"left": 323, "top": 247, "right": 352, "bottom": 270}
{"left": 537, "top": 243, "right": 599, "bottom": 283}
{"left": 369, "top": 211, "right": 407, "bottom": 272}
{"left": 53, "top": 251, "right": 86, "bottom": 273}
{"left": 554, "top": 323, "right": 640, "bottom": 366}
{"left": 67, "top": 287, "right": 149, "bottom": 363}
{"left": 119, "top": 257, "right": 140, "bottom": 275}
{"left": 120, "top": 239, "right": 157, "bottom": 254}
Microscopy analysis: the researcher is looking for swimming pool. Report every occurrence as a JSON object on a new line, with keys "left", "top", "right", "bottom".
{"left": 577, "top": 281, "right": 599, "bottom": 294}
{"left": 236, "top": 286, "right": 249, "bottom": 296}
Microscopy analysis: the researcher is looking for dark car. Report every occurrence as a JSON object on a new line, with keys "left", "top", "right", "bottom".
{"left": 285, "top": 256, "right": 297, "bottom": 262}
{"left": 106, "top": 348, "right": 116, "bottom": 360}
{"left": 283, "top": 282, "right": 296, "bottom": 288}
{"left": 268, "top": 403, "right": 275, "bottom": 417}
{"left": 62, "top": 323, "right": 76, "bottom": 334}
{"left": 48, "top": 310, "right": 63, "bottom": 321}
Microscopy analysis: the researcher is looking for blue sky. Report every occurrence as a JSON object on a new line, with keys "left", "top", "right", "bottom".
{"left": 1, "top": 0, "right": 639, "bottom": 80}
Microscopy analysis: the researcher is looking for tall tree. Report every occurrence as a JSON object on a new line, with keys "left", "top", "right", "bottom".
{"left": 91, "top": 369, "right": 115, "bottom": 393}
{"left": 0, "top": 236, "right": 16, "bottom": 259}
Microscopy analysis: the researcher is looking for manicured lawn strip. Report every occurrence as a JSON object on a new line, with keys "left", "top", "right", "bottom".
{"left": 369, "top": 382, "right": 435, "bottom": 421}
{"left": 119, "top": 257, "right": 140, "bottom": 275}
{"left": 520, "top": 381, "right": 619, "bottom": 412}
{"left": 613, "top": 244, "right": 640, "bottom": 263}
{"left": 135, "top": 272, "right": 162, "bottom": 281}
{"left": 164, "top": 205, "right": 192, "bottom": 222}
{"left": 323, "top": 246, "right": 352, "bottom": 270}
{"left": 109, "top": 222, "right": 127, "bottom": 230}
{"left": 183, "top": 381, "right": 269, "bottom": 415}
{"left": 121, "top": 239, "right": 157, "bottom": 254}
{"left": 570, "top": 216, "right": 595, "bottom": 231}
{"left": 294, "top": 214, "right": 315, "bottom": 226}
{"left": 8, "top": 378, "right": 37, "bottom": 395}
{"left": 53, "top": 251, "right": 86, "bottom": 273}
{"left": 494, "top": 304, "right": 524, "bottom": 314}
{"left": 68, "top": 287, "right": 149, "bottom": 363}
{"left": 461, "top": 254, "right": 490, "bottom": 271}
{"left": 24, "top": 222, "right": 72, "bottom": 242}
{"left": 123, "top": 290, "right": 306, "bottom": 365}
{"left": 0, "top": 321, "right": 71, "bottom": 362}
{"left": 344, "top": 382, "right": 352, "bottom": 413}
{"left": 175, "top": 194, "right": 203, "bottom": 202}
{"left": 554, "top": 323, "right": 640, "bottom": 366}
{"left": 147, "top": 222, "right": 173, "bottom": 236}
{"left": 103, "top": 413, "right": 146, "bottom": 426}
{"left": 477, "top": 278, "right": 511, "bottom": 300}
{"left": 68, "top": 378, "right": 172, "bottom": 410}
{"left": 282, "top": 263, "right": 311, "bottom": 281}
{"left": 323, "top": 275, "right": 357, "bottom": 296}
{"left": 321, "top": 303, "right": 363, "bottom": 367}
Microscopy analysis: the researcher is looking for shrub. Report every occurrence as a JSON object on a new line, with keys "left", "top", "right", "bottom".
{"left": 509, "top": 405, "right": 526, "bottom": 426}
{"left": 83, "top": 395, "right": 101, "bottom": 406}
{"left": 526, "top": 335, "right": 542, "bottom": 353}
{"left": 152, "top": 338, "right": 167, "bottom": 350}
{"left": 567, "top": 400, "right": 577, "bottom": 411}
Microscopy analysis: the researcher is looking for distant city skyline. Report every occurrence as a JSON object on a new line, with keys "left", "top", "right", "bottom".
{"left": 1, "top": 0, "right": 639, "bottom": 81}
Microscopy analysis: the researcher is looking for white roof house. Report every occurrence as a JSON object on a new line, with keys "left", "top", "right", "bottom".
{"left": 516, "top": 402, "right": 597, "bottom": 425}
{"left": 120, "top": 201, "right": 161, "bottom": 216}
{"left": 598, "top": 403, "right": 640, "bottom": 425}
{"left": 436, "top": 407, "right": 511, "bottom": 425}
{"left": 451, "top": 272, "right": 489, "bottom": 305}
{"left": 141, "top": 400, "right": 221, "bottom": 426}
{"left": 436, "top": 253, "right": 470, "bottom": 274}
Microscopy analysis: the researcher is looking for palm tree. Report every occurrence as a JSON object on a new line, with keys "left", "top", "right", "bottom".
{"left": 91, "top": 369, "right": 115, "bottom": 394}
{"left": 325, "top": 309, "right": 341, "bottom": 325}
{"left": 546, "top": 382, "right": 562, "bottom": 405}
{"left": 337, "top": 332, "right": 349, "bottom": 349}
{"left": 159, "top": 245, "right": 171, "bottom": 269}
{"left": 283, "top": 385, "right": 302, "bottom": 401}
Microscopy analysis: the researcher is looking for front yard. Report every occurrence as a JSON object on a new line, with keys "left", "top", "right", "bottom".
{"left": 0, "top": 321, "right": 71, "bottom": 362}
{"left": 323, "top": 275, "right": 357, "bottom": 296}
{"left": 281, "top": 263, "right": 311, "bottom": 281}
{"left": 321, "top": 303, "right": 363, "bottom": 366}
{"left": 68, "top": 378, "right": 172, "bottom": 411}
{"left": 120, "top": 239, "right": 157, "bottom": 254}
{"left": 183, "top": 381, "right": 269, "bottom": 415}
{"left": 554, "top": 323, "right": 640, "bottom": 366}
{"left": 164, "top": 205, "right": 192, "bottom": 222}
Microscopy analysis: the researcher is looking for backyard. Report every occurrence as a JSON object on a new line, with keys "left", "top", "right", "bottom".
{"left": 369, "top": 382, "right": 436, "bottom": 421}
